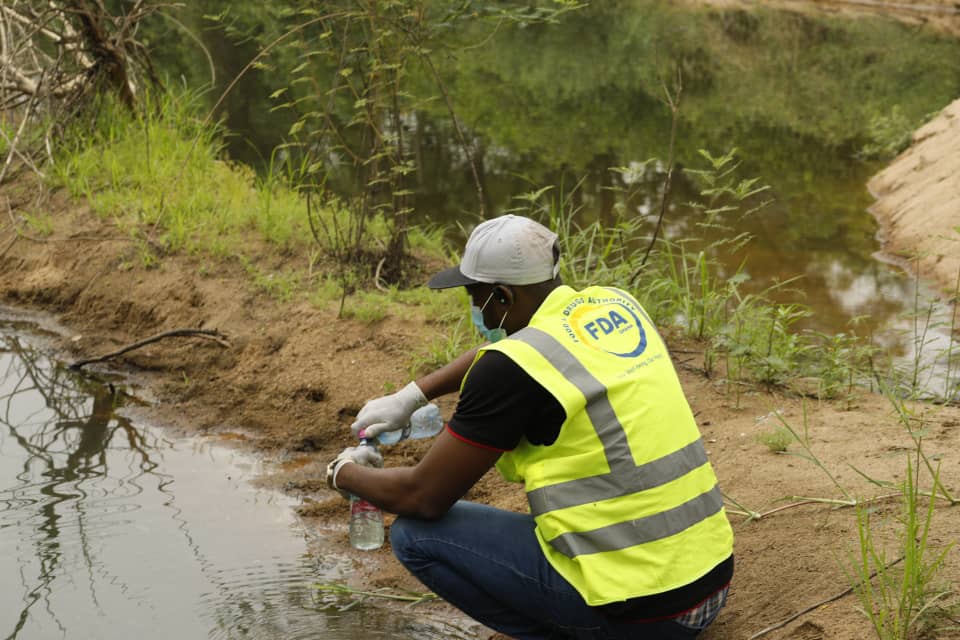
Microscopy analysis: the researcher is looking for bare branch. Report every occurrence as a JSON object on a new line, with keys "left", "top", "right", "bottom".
{"left": 69, "top": 329, "right": 231, "bottom": 370}
{"left": 0, "top": 0, "right": 161, "bottom": 183}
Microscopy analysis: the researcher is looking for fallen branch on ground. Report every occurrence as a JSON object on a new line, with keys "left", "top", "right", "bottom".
{"left": 68, "top": 328, "right": 230, "bottom": 370}
{"left": 724, "top": 489, "right": 954, "bottom": 522}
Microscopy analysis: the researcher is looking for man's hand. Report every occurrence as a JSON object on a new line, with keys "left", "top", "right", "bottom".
{"left": 334, "top": 444, "right": 384, "bottom": 469}
{"left": 326, "top": 443, "right": 384, "bottom": 498}
{"left": 329, "top": 430, "right": 503, "bottom": 519}
{"left": 350, "top": 381, "right": 427, "bottom": 439}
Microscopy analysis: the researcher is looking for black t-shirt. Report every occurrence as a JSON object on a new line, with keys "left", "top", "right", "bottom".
{"left": 448, "top": 351, "right": 565, "bottom": 450}
{"left": 447, "top": 350, "right": 733, "bottom": 620}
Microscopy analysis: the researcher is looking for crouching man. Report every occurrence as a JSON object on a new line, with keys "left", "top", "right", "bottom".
{"left": 328, "top": 215, "right": 733, "bottom": 639}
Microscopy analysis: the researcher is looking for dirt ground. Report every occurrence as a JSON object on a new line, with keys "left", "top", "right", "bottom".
{"left": 1, "top": 3, "right": 959, "bottom": 636}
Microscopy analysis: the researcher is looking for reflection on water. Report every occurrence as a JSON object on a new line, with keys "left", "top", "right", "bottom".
{"left": 148, "top": 1, "right": 960, "bottom": 364}
{"left": 0, "top": 331, "right": 471, "bottom": 640}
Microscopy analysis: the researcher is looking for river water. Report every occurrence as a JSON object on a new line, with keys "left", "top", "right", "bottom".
{"left": 144, "top": 1, "right": 960, "bottom": 392}
{"left": 0, "top": 319, "right": 472, "bottom": 640}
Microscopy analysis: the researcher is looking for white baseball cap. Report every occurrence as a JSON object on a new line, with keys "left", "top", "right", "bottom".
{"left": 428, "top": 215, "right": 560, "bottom": 289}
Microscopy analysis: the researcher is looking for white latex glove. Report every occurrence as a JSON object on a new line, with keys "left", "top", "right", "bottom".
{"left": 326, "top": 443, "right": 384, "bottom": 498}
{"left": 350, "top": 381, "right": 427, "bottom": 439}
{"left": 334, "top": 444, "right": 384, "bottom": 469}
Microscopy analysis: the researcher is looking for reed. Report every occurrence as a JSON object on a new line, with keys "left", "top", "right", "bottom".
{"left": 847, "top": 457, "right": 955, "bottom": 639}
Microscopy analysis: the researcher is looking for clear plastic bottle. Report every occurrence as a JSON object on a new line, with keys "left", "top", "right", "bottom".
{"left": 349, "top": 494, "right": 384, "bottom": 550}
{"left": 348, "top": 438, "right": 384, "bottom": 551}
{"left": 375, "top": 403, "right": 445, "bottom": 446}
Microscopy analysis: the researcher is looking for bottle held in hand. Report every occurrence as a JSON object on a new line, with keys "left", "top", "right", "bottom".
{"left": 348, "top": 438, "right": 384, "bottom": 551}
{"left": 375, "top": 403, "right": 445, "bottom": 446}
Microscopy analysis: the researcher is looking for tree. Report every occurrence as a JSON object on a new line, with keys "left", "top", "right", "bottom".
{"left": 0, "top": 0, "right": 158, "bottom": 183}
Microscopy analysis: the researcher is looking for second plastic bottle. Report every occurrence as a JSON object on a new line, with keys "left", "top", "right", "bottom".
{"left": 348, "top": 437, "right": 384, "bottom": 551}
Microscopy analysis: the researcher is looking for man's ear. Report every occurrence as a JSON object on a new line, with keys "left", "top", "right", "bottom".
{"left": 494, "top": 286, "right": 512, "bottom": 306}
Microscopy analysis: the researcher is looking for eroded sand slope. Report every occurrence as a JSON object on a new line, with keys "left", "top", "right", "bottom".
{"left": 869, "top": 98, "right": 960, "bottom": 291}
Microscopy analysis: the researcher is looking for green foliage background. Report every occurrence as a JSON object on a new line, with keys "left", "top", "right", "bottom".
{"left": 133, "top": 1, "right": 960, "bottom": 170}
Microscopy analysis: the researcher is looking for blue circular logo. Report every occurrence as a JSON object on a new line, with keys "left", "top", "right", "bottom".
{"left": 568, "top": 301, "right": 647, "bottom": 358}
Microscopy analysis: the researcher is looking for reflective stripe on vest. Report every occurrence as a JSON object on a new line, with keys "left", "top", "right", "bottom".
{"left": 509, "top": 325, "right": 722, "bottom": 557}
{"left": 549, "top": 485, "right": 724, "bottom": 557}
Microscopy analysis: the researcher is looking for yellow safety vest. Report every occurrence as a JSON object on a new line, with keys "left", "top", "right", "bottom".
{"left": 476, "top": 285, "right": 733, "bottom": 606}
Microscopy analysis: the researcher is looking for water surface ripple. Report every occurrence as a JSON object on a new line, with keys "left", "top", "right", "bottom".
{"left": 0, "top": 331, "right": 461, "bottom": 640}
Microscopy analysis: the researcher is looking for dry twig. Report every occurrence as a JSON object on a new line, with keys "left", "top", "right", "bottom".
{"left": 69, "top": 328, "right": 230, "bottom": 370}
{"left": 373, "top": 257, "right": 388, "bottom": 292}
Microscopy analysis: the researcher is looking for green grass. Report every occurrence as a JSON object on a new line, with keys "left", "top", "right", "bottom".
{"left": 408, "top": 314, "right": 479, "bottom": 378}
{"left": 19, "top": 210, "right": 55, "bottom": 237}
{"left": 341, "top": 289, "right": 390, "bottom": 323}
{"left": 48, "top": 89, "right": 464, "bottom": 330}
{"left": 245, "top": 261, "right": 302, "bottom": 303}
{"left": 848, "top": 458, "right": 955, "bottom": 639}
{"left": 50, "top": 90, "right": 383, "bottom": 260}
{"left": 756, "top": 426, "right": 792, "bottom": 453}
{"left": 55, "top": 94, "right": 255, "bottom": 251}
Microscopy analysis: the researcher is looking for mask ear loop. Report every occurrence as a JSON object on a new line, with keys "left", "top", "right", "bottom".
{"left": 479, "top": 289, "right": 509, "bottom": 337}
{"left": 491, "top": 288, "right": 510, "bottom": 331}
{"left": 478, "top": 290, "right": 496, "bottom": 313}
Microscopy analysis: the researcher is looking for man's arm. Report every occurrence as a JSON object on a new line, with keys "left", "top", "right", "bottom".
{"left": 415, "top": 346, "right": 480, "bottom": 399}
{"left": 333, "top": 430, "right": 501, "bottom": 520}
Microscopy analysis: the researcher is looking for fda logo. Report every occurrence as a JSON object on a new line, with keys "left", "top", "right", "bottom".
{"left": 583, "top": 310, "right": 630, "bottom": 340}
{"left": 567, "top": 301, "right": 647, "bottom": 358}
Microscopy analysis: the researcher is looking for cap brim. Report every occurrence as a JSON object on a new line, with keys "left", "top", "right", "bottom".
{"left": 427, "top": 266, "right": 479, "bottom": 289}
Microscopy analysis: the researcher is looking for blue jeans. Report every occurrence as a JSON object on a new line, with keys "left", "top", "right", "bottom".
{"left": 390, "top": 501, "right": 720, "bottom": 639}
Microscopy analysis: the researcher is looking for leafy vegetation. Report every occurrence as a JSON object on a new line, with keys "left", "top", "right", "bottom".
{"left": 721, "top": 400, "right": 957, "bottom": 636}
{"left": 48, "top": 88, "right": 465, "bottom": 326}
{"left": 149, "top": 0, "right": 585, "bottom": 307}
{"left": 132, "top": 2, "right": 960, "bottom": 270}
{"left": 849, "top": 458, "right": 956, "bottom": 639}
{"left": 52, "top": 90, "right": 306, "bottom": 254}
{"left": 48, "top": 75, "right": 912, "bottom": 406}
{"left": 502, "top": 145, "right": 896, "bottom": 405}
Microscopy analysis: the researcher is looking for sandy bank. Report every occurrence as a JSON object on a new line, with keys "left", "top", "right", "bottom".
{"left": 868, "top": 98, "right": 960, "bottom": 292}
{"left": 687, "top": 0, "right": 960, "bottom": 35}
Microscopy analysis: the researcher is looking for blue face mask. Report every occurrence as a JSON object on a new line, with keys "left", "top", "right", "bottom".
{"left": 471, "top": 290, "right": 508, "bottom": 343}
